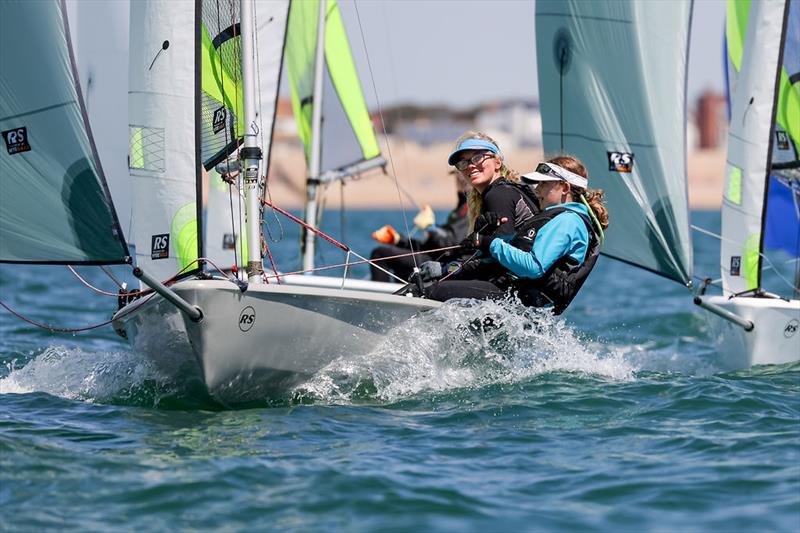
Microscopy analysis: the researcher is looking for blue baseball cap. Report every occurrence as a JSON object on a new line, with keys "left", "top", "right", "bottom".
{"left": 447, "top": 139, "right": 501, "bottom": 166}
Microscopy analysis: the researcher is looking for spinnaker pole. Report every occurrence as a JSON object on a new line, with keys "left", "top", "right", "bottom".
{"left": 302, "top": 0, "right": 327, "bottom": 273}
{"left": 240, "top": 0, "right": 264, "bottom": 283}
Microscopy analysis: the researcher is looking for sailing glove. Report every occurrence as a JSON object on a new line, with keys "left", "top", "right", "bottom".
{"left": 418, "top": 260, "right": 443, "bottom": 281}
{"left": 474, "top": 212, "right": 505, "bottom": 233}
{"left": 460, "top": 233, "right": 494, "bottom": 254}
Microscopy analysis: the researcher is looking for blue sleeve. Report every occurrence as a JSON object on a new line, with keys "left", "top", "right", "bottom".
{"left": 489, "top": 212, "right": 589, "bottom": 279}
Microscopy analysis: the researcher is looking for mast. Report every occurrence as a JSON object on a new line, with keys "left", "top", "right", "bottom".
{"left": 240, "top": 0, "right": 264, "bottom": 283}
{"left": 302, "top": 0, "right": 327, "bottom": 273}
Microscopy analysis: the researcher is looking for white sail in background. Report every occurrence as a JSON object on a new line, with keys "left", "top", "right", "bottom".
{"left": 0, "top": 0, "right": 128, "bottom": 264}
{"left": 535, "top": 0, "right": 693, "bottom": 285}
{"left": 719, "top": 1, "right": 791, "bottom": 295}
{"left": 66, "top": 0, "right": 133, "bottom": 241}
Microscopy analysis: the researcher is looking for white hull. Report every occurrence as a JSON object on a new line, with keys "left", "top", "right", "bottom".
{"left": 701, "top": 295, "right": 800, "bottom": 369}
{"left": 112, "top": 277, "right": 439, "bottom": 402}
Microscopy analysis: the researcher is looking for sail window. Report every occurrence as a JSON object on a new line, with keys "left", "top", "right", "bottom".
{"left": 129, "top": 126, "right": 165, "bottom": 173}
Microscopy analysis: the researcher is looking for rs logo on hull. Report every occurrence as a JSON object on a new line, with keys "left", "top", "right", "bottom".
{"left": 238, "top": 306, "right": 256, "bottom": 332}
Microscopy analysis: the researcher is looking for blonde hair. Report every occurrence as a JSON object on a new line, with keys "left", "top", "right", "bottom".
{"left": 453, "top": 131, "right": 520, "bottom": 228}
{"left": 547, "top": 154, "right": 609, "bottom": 230}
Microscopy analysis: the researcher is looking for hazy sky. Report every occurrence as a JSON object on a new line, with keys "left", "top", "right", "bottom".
{"left": 331, "top": 0, "right": 727, "bottom": 110}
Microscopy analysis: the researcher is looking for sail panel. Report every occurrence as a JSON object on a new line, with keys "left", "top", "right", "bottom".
{"left": 0, "top": 0, "right": 129, "bottom": 264}
{"left": 200, "top": 1, "right": 244, "bottom": 170}
{"left": 720, "top": 0, "right": 789, "bottom": 294}
{"left": 129, "top": 0, "right": 200, "bottom": 281}
{"left": 535, "top": 0, "right": 693, "bottom": 285}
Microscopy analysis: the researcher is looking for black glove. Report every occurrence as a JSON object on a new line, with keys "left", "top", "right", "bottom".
{"left": 460, "top": 233, "right": 494, "bottom": 254}
{"left": 415, "top": 260, "right": 443, "bottom": 282}
{"left": 474, "top": 212, "right": 503, "bottom": 233}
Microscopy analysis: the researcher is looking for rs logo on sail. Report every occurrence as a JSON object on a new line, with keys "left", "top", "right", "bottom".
{"left": 2, "top": 126, "right": 31, "bottom": 155}
{"left": 607, "top": 151, "right": 634, "bottom": 173}
{"left": 151, "top": 233, "right": 170, "bottom": 260}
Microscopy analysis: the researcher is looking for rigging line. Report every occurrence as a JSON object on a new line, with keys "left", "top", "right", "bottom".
{"left": 377, "top": 0, "right": 413, "bottom": 199}
{"left": 67, "top": 265, "right": 142, "bottom": 297}
{"left": 99, "top": 265, "right": 124, "bottom": 289}
{"left": 352, "top": 0, "right": 419, "bottom": 272}
{"left": 263, "top": 245, "right": 460, "bottom": 283}
{"left": 1, "top": 298, "right": 127, "bottom": 333}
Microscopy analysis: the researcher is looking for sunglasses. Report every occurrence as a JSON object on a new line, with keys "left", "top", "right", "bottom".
{"left": 534, "top": 162, "right": 568, "bottom": 181}
{"left": 455, "top": 152, "right": 494, "bottom": 171}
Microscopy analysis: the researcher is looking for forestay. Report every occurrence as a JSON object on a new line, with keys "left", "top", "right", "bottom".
{"left": 720, "top": 0, "right": 799, "bottom": 296}
{"left": 0, "top": 0, "right": 129, "bottom": 265}
{"left": 535, "top": 0, "right": 693, "bottom": 285}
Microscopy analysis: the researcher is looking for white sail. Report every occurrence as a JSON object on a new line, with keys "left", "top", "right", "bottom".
{"left": 535, "top": 0, "right": 693, "bottom": 285}
{"left": 0, "top": 0, "right": 128, "bottom": 264}
{"left": 128, "top": 0, "right": 198, "bottom": 281}
{"left": 719, "top": 0, "right": 791, "bottom": 294}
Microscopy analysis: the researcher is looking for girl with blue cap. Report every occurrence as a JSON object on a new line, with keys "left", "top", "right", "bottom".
{"left": 414, "top": 131, "right": 540, "bottom": 292}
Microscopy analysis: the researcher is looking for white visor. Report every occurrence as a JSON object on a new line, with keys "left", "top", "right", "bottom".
{"left": 522, "top": 162, "right": 588, "bottom": 190}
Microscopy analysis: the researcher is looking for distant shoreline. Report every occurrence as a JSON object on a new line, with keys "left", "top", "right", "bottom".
{"left": 265, "top": 141, "right": 725, "bottom": 210}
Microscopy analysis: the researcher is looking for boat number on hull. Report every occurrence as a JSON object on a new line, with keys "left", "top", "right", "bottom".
{"left": 784, "top": 319, "right": 799, "bottom": 339}
{"left": 238, "top": 306, "right": 255, "bottom": 332}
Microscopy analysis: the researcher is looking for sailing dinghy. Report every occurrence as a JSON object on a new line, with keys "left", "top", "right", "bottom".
{"left": 109, "top": 0, "right": 439, "bottom": 402}
{"left": 535, "top": 0, "right": 799, "bottom": 368}
{"left": 696, "top": 0, "right": 800, "bottom": 367}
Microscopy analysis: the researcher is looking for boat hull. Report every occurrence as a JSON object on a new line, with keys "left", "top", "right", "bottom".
{"left": 112, "top": 278, "right": 440, "bottom": 402}
{"left": 701, "top": 295, "right": 800, "bottom": 369}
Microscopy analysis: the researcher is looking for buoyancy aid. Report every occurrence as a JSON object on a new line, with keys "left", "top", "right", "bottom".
{"left": 501, "top": 206, "right": 600, "bottom": 314}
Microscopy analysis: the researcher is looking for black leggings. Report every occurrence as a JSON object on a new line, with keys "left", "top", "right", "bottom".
{"left": 425, "top": 279, "right": 508, "bottom": 302}
{"left": 426, "top": 278, "right": 551, "bottom": 309}
{"left": 370, "top": 245, "right": 432, "bottom": 282}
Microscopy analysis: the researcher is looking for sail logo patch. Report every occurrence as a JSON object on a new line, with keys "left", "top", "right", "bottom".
{"left": 212, "top": 107, "right": 226, "bottom": 134}
{"left": 151, "top": 233, "right": 170, "bottom": 260}
{"left": 222, "top": 233, "right": 236, "bottom": 250}
{"left": 2, "top": 127, "right": 31, "bottom": 155}
{"left": 608, "top": 152, "right": 634, "bottom": 173}
{"left": 238, "top": 306, "right": 255, "bottom": 332}
{"left": 776, "top": 131, "right": 790, "bottom": 151}
{"left": 730, "top": 256, "right": 741, "bottom": 276}
{"left": 784, "top": 319, "right": 799, "bottom": 338}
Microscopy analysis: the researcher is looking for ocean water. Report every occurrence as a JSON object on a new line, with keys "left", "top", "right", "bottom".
{"left": 1, "top": 210, "right": 798, "bottom": 531}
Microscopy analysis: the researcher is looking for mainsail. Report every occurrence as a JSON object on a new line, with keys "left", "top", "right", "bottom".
{"left": 720, "top": 0, "right": 799, "bottom": 296}
{"left": 0, "top": 0, "right": 129, "bottom": 264}
{"left": 535, "top": 0, "right": 693, "bottom": 285}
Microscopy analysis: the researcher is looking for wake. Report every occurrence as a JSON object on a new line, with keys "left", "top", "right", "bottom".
{"left": 293, "top": 297, "right": 636, "bottom": 404}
